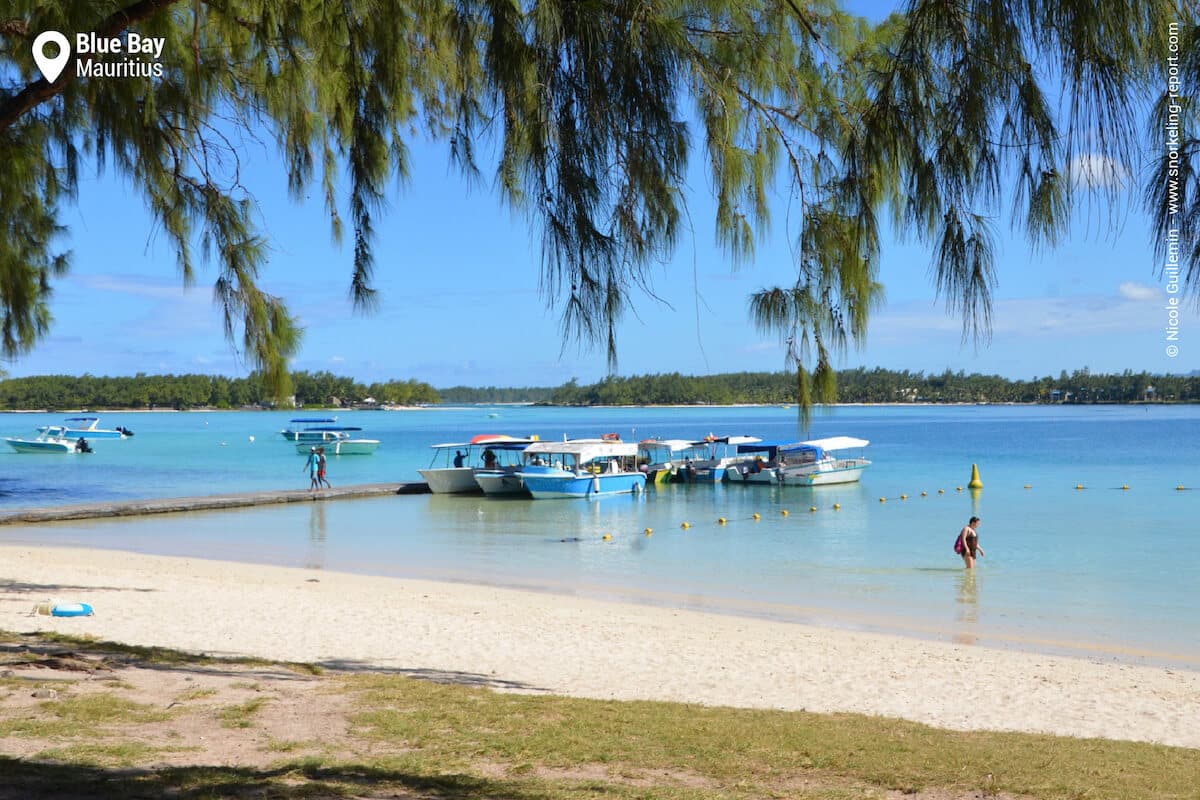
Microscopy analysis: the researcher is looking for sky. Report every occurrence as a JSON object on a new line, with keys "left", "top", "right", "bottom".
{"left": 5, "top": 3, "right": 1197, "bottom": 388}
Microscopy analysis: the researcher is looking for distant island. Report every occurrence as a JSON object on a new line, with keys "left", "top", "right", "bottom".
{"left": 0, "top": 368, "right": 1197, "bottom": 411}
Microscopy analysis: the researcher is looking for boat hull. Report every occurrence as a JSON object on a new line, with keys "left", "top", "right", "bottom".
{"left": 779, "top": 460, "right": 870, "bottom": 486}
{"left": 418, "top": 467, "right": 482, "bottom": 494}
{"left": 521, "top": 468, "right": 646, "bottom": 499}
{"left": 6, "top": 438, "right": 74, "bottom": 453}
{"left": 474, "top": 470, "right": 528, "bottom": 496}
{"left": 297, "top": 439, "right": 379, "bottom": 455}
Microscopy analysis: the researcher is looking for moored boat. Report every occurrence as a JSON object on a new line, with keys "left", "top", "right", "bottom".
{"left": 280, "top": 418, "right": 344, "bottom": 442}
{"left": 292, "top": 426, "right": 380, "bottom": 455}
{"left": 473, "top": 438, "right": 538, "bottom": 496}
{"left": 419, "top": 435, "right": 531, "bottom": 494}
{"left": 6, "top": 426, "right": 91, "bottom": 454}
{"left": 519, "top": 439, "right": 646, "bottom": 499}
{"left": 776, "top": 437, "right": 871, "bottom": 485}
{"left": 37, "top": 417, "right": 129, "bottom": 440}
{"left": 723, "top": 439, "right": 803, "bottom": 484}
{"left": 686, "top": 435, "right": 763, "bottom": 482}
{"left": 636, "top": 439, "right": 699, "bottom": 483}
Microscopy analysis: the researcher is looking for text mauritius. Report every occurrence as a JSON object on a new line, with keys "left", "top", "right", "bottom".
{"left": 75, "top": 32, "right": 164, "bottom": 78}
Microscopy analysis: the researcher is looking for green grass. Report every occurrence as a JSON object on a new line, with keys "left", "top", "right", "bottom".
{"left": 33, "top": 742, "right": 194, "bottom": 768}
{"left": 2, "top": 630, "right": 1197, "bottom": 799}
{"left": 0, "top": 694, "right": 171, "bottom": 738}
{"left": 219, "top": 697, "right": 272, "bottom": 729}
{"left": 344, "top": 674, "right": 1200, "bottom": 800}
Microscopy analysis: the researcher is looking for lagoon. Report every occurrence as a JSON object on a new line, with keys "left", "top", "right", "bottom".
{"left": 1, "top": 404, "right": 1197, "bottom": 668}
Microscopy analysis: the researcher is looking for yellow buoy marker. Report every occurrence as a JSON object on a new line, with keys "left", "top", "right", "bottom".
{"left": 681, "top": 521, "right": 691, "bottom": 529}
{"left": 920, "top": 491, "right": 927, "bottom": 497}
{"left": 644, "top": 527, "right": 653, "bottom": 536}
{"left": 1121, "top": 484, "right": 1130, "bottom": 491}
{"left": 1177, "top": 484, "right": 1186, "bottom": 491}
{"left": 752, "top": 512, "right": 761, "bottom": 520}
{"left": 781, "top": 509, "right": 789, "bottom": 517}
{"left": 937, "top": 488, "right": 945, "bottom": 494}
{"left": 810, "top": 506, "right": 818, "bottom": 512}
{"left": 900, "top": 494, "right": 908, "bottom": 500}
{"left": 879, "top": 497, "right": 886, "bottom": 503}
{"left": 717, "top": 517, "right": 727, "bottom": 525}
{"left": 955, "top": 486, "right": 963, "bottom": 492}
{"left": 967, "top": 463, "right": 983, "bottom": 489}
{"left": 833, "top": 503, "right": 841, "bottom": 510}
{"left": 1075, "top": 484, "right": 1084, "bottom": 490}
{"left": 1024, "top": 484, "right": 1032, "bottom": 490}
{"left": 602, "top": 533, "right": 612, "bottom": 541}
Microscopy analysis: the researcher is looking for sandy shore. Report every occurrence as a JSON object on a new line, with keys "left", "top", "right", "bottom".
{"left": 2, "top": 544, "right": 1197, "bottom": 749}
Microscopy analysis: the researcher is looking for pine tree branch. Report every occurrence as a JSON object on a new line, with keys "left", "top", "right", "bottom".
{"left": 0, "top": 0, "right": 183, "bottom": 132}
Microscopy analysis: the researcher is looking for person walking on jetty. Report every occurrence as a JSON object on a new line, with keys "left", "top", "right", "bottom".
{"left": 955, "top": 516, "right": 984, "bottom": 569}
{"left": 303, "top": 447, "right": 321, "bottom": 492}
{"left": 317, "top": 446, "right": 331, "bottom": 489}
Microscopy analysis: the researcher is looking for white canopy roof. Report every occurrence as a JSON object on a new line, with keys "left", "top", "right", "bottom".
{"left": 637, "top": 439, "right": 696, "bottom": 453}
{"left": 524, "top": 439, "right": 637, "bottom": 462}
{"left": 798, "top": 436, "right": 869, "bottom": 451}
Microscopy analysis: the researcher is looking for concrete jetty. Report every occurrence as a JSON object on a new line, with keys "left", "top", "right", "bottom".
{"left": 0, "top": 481, "right": 431, "bottom": 525}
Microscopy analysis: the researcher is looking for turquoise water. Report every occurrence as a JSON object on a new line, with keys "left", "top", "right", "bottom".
{"left": 1, "top": 405, "right": 1198, "bottom": 666}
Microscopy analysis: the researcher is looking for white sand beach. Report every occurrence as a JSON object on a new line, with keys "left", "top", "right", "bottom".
{"left": 2, "top": 544, "right": 1197, "bottom": 749}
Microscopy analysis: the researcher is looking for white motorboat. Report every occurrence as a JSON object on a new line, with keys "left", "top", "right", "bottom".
{"left": 419, "top": 435, "right": 530, "bottom": 494}
{"left": 726, "top": 436, "right": 870, "bottom": 485}
{"left": 472, "top": 438, "right": 538, "bottom": 496}
{"left": 776, "top": 437, "right": 871, "bottom": 485}
{"left": 6, "top": 426, "right": 92, "bottom": 454}
{"left": 292, "top": 426, "right": 380, "bottom": 455}
{"left": 281, "top": 417, "right": 343, "bottom": 442}
{"left": 37, "top": 416, "right": 130, "bottom": 440}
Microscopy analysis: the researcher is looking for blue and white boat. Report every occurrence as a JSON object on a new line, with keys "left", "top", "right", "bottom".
{"left": 292, "top": 426, "right": 380, "bottom": 454}
{"left": 519, "top": 439, "right": 646, "bottom": 499}
{"left": 280, "top": 417, "right": 344, "bottom": 442}
{"left": 6, "top": 426, "right": 90, "bottom": 454}
{"left": 726, "top": 436, "right": 870, "bottom": 485}
{"left": 37, "top": 417, "right": 130, "bottom": 440}
{"left": 686, "top": 435, "right": 763, "bottom": 482}
{"left": 723, "top": 439, "right": 804, "bottom": 484}
{"left": 776, "top": 437, "right": 871, "bottom": 486}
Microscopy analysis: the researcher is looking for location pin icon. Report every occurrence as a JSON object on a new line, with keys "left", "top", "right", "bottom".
{"left": 33, "top": 31, "right": 71, "bottom": 83}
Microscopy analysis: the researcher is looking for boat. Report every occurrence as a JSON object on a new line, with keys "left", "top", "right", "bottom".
{"left": 419, "top": 435, "right": 526, "bottom": 494}
{"left": 686, "top": 435, "right": 763, "bottom": 482}
{"left": 723, "top": 439, "right": 804, "bottom": 484}
{"left": 37, "top": 417, "right": 129, "bottom": 439}
{"left": 292, "top": 426, "right": 380, "bottom": 455}
{"left": 518, "top": 439, "right": 646, "bottom": 499}
{"left": 726, "top": 436, "right": 871, "bottom": 486}
{"left": 472, "top": 438, "right": 539, "bottom": 495}
{"left": 280, "top": 417, "right": 345, "bottom": 442}
{"left": 775, "top": 437, "right": 871, "bottom": 485}
{"left": 636, "top": 439, "right": 700, "bottom": 484}
{"left": 6, "top": 426, "right": 92, "bottom": 454}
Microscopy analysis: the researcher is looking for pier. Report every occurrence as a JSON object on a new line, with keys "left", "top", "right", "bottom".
{"left": 0, "top": 481, "right": 431, "bottom": 525}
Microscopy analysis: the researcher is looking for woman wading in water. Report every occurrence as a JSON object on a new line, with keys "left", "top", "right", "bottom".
{"left": 956, "top": 516, "right": 984, "bottom": 569}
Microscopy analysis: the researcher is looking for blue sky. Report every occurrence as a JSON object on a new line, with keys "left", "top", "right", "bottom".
{"left": 5, "top": 3, "right": 1196, "bottom": 387}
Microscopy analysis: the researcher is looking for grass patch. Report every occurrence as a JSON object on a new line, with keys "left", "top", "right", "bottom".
{"left": 0, "top": 694, "right": 171, "bottom": 738}
{"left": 219, "top": 697, "right": 271, "bottom": 729}
{"left": 174, "top": 687, "right": 218, "bottom": 702}
{"left": 344, "top": 674, "right": 1200, "bottom": 800}
{"left": 33, "top": 742, "right": 193, "bottom": 768}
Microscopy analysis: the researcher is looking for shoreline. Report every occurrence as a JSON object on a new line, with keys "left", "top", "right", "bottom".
{"left": 2, "top": 544, "right": 1197, "bottom": 749}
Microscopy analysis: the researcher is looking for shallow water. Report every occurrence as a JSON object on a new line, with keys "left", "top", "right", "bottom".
{"left": 1, "top": 405, "right": 1197, "bottom": 667}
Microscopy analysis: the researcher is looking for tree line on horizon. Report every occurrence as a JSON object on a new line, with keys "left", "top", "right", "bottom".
{"left": 4, "top": 367, "right": 1189, "bottom": 410}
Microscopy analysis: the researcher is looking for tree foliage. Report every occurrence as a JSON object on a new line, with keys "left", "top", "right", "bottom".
{"left": 0, "top": 0, "right": 1194, "bottom": 411}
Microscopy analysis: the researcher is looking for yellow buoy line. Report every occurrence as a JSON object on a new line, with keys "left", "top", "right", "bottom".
{"left": 584, "top": 468, "right": 1190, "bottom": 542}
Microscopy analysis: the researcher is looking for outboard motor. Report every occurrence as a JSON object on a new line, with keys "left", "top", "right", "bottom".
{"left": 75, "top": 438, "right": 93, "bottom": 454}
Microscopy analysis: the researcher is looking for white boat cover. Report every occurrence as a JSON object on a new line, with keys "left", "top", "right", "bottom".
{"left": 524, "top": 439, "right": 638, "bottom": 462}
{"left": 798, "top": 436, "right": 869, "bottom": 451}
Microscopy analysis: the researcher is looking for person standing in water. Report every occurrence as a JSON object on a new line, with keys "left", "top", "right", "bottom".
{"left": 957, "top": 516, "right": 984, "bottom": 569}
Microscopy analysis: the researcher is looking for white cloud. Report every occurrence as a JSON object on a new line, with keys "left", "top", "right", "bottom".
{"left": 1117, "top": 282, "right": 1159, "bottom": 302}
{"left": 1067, "top": 154, "right": 1131, "bottom": 190}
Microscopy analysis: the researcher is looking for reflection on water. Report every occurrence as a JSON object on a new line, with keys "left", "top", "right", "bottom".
{"left": 953, "top": 570, "right": 979, "bottom": 645}
{"left": 305, "top": 502, "right": 327, "bottom": 570}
